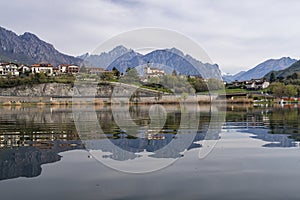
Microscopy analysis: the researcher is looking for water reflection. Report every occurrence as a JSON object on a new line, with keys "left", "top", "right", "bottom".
{"left": 0, "top": 106, "right": 83, "bottom": 180}
{"left": 0, "top": 140, "right": 82, "bottom": 181}
{"left": 0, "top": 105, "right": 299, "bottom": 180}
{"left": 224, "top": 106, "right": 300, "bottom": 147}
{"left": 73, "top": 104, "right": 224, "bottom": 173}
{"left": 88, "top": 105, "right": 212, "bottom": 160}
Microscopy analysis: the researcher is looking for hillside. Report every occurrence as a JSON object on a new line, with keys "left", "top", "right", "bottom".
{"left": 265, "top": 59, "right": 300, "bottom": 79}
{"left": 0, "top": 26, "right": 82, "bottom": 65}
{"left": 229, "top": 57, "right": 296, "bottom": 81}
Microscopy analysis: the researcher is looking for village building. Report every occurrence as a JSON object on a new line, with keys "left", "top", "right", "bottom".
{"left": 144, "top": 63, "right": 165, "bottom": 79}
{"left": 58, "top": 64, "right": 80, "bottom": 75}
{"left": 18, "top": 65, "right": 31, "bottom": 74}
{"left": 0, "top": 62, "right": 81, "bottom": 77}
{"left": 52, "top": 66, "right": 60, "bottom": 76}
{"left": 0, "top": 63, "right": 19, "bottom": 77}
{"left": 245, "top": 79, "right": 270, "bottom": 90}
{"left": 227, "top": 79, "right": 270, "bottom": 90}
{"left": 31, "top": 63, "right": 53, "bottom": 76}
{"left": 230, "top": 80, "right": 245, "bottom": 88}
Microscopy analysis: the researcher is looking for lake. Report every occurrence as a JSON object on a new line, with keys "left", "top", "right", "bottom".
{"left": 0, "top": 104, "right": 300, "bottom": 200}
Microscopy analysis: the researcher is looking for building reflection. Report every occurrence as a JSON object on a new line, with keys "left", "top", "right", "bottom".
{"left": 0, "top": 107, "right": 83, "bottom": 181}
{"left": 0, "top": 105, "right": 299, "bottom": 181}
{"left": 224, "top": 106, "right": 300, "bottom": 147}
{"left": 0, "top": 105, "right": 218, "bottom": 180}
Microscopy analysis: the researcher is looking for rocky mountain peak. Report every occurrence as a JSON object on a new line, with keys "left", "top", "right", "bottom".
{"left": 20, "top": 32, "right": 39, "bottom": 40}
{"left": 0, "top": 26, "right": 81, "bottom": 65}
{"left": 167, "top": 48, "right": 185, "bottom": 57}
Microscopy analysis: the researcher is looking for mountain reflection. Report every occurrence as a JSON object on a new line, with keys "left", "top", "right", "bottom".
{"left": 0, "top": 140, "right": 82, "bottom": 181}
{"left": 224, "top": 106, "right": 300, "bottom": 147}
{"left": 0, "top": 107, "right": 83, "bottom": 181}
{"left": 90, "top": 105, "right": 212, "bottom": 160}
{"left": 0, "top": 105, "right": 299, "bottom": 180}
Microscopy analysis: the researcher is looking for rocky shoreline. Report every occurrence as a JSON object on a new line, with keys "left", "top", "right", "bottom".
{"left": 0, "top": 83, "right": 255, "bottom": 105}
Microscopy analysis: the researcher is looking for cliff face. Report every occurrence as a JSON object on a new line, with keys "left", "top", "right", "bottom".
{"left": 0, "top": 83, "right": 74, "bottom": 96}
{"left": 0, "top": 83, "right": 115, "bottom": 97}
{"left": 0, "top": 82, "right": 158, "bottom": 98}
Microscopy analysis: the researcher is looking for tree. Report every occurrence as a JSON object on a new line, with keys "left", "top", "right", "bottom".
{"left": 181, "top": 92, "right": 188, "bottom": 101}
{"left": 270, "top": 72, "right": 276, "bottom": 83}
{"left": 188, "top": 77, "right": 208, "bottom": 92}
{"left": 126, "top": 67, "right": 131, "bottom": 73}
{"left": 285, "top": 85, "right": 297, "bottom": 97}
{"left": 269, "top": 82, "right": 298, "bottom": 98}
{"left": 270, "top": 83, "right": 298, "bottom": 98}
{"left": 207, "top": 78, "right": 224, "bottom": 91}
{"left": 270, "top": 82, "right": 285, "bottom": 98}
{"left": 172, "top": 69, "right": 177, "bottom": 76}
{"left": 148, "top": 76, "right": 160, "bottom": 84}
{"left": 277, "top": 76, "right": 284, "bottom": 82}
{"left": 100, "top": 72, "right": 114, "bottom": 81}
{"left": 291, "top": 73, "right": 298, "bottom": 80}
{"left": 112, "top": 67, "right": 120, "bottom": 78}
{"left": 121, "top": 68, "right": 140, "bottom": 84}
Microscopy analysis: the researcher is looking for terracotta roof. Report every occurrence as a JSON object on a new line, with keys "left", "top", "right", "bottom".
{"left": 32, "top": 63, "right": 53, "bottom": 67}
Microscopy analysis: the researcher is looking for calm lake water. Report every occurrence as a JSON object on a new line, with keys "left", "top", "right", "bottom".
{"left": 0, "top": 104, "right": 300, "bottom": 200}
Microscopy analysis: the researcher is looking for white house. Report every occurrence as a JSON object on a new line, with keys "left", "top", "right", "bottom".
{"left": 245, "top": 79, "right": 270, "bottom": 90}
{"left": 31, "top": 63, "right": 53, "bottom": 76}
{"left": 257, "top": 80, "right": 270, "bottom": 89}
{"left": 0, "top": 63, "right": 19, "bottom": 77}
{"left": 58, "top": 64, "right": 80, "bottom": 74}
{"left": 144, "top": 63, "right": 165, "bottom": 79}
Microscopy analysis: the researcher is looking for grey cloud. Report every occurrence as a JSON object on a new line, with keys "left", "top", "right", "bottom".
{"left": 1, "top": 0, "right": 300, "bottom": 73}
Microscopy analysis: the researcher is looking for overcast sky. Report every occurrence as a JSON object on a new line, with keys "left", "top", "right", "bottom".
{"left": 1, "top": 0, "right": 300, "bottom": 73}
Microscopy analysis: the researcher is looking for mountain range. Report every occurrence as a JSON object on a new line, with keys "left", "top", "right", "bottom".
{"left": 264, "top": 59, "right": 300, "bottom": 79}
{"left": 223, "top": 57, "right": 297, "bottom": 82}
{"left": 78, "top": 45, "right": 131, "bottom": 68}
{"left": 81, "top": 46, "right": 222, "bottom": 78}
{"left": 0, "top": 26, "right": 221, "bottom": 78}
{"left": 0, "top": 26, "right": 81, "bottom": 66}
{"left": 0, "top": 25, "right": 299, "bottom": 81}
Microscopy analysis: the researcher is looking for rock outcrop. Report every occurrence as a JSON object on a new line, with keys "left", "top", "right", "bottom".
{"left": 0, "top": 83, "right": 74, "bottom": 96}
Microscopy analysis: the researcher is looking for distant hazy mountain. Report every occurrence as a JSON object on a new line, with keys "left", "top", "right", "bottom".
{"left": 100, "top": 47, "right": 222, "bottom": 78}
{"left": 222, "top": 71, "right": 246, "bottom": 83}
{"left": 231, "top": 57, "right": 297, "bottom": 81}
{"left": 78, "top": 45, "right": 133, "bottom": 68}
{"left": 264, "top": 59, "right": 300, "bottom": 79}
{"left": 0, "top": 26, "right": 81, "bottom": 65}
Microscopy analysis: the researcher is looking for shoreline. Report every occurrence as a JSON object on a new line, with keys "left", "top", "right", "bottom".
{"left": 0, "top": 95, "right": 260, "bottom": 107}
